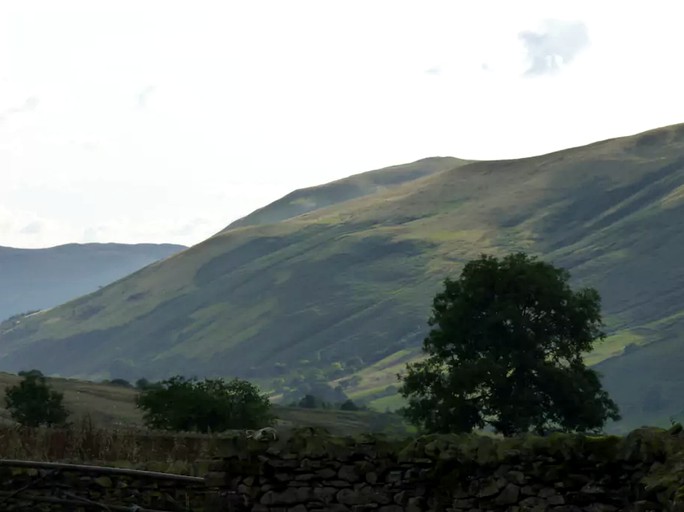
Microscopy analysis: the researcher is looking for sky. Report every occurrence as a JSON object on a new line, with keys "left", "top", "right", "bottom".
{"left": 2, "top": 1, "right": 684, "bottom": 249}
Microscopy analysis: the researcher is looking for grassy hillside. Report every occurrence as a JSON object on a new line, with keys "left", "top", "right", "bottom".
{"left": 2, "top": 125, "right": 684, "bottom": 433}
{"left": 0, "top": 243, "right": 186, "bottom": 321}
{"left": 0, "top": 372, "right": 411, "bottom": 438}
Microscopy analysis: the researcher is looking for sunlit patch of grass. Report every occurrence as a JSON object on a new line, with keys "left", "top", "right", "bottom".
{"left": 367, "top": 393, "right": 406, "bottom": 412}
{"left": 584, "top": 331, "right": 645, "bottom": 366}
{"left": 661, "top": 184, "right": 684, "bottom": 208}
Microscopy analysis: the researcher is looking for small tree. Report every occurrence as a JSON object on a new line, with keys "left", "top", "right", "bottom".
{"left": 5, "top": 373, "right": 70, "bottom": 427}
{"left": 136, "top": 376, "right": 274, "bottom": 432}
{"left": 339, "top": 399, "right": 359, "bottom": 411}
{"left": 18, "top": 369, "right": 44, "bottom": 379}
{"left": 298, "top": 394, "right": 327, "bottom": 409}
{"left": 399, "top": 252, "right": 620, "bottom": 436}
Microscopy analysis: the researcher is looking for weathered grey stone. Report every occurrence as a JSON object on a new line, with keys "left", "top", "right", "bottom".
{"left": 313, "top": 486, "right": 337, "bottom": 503}
{"left": 547, "top": 493, "right": 565, "bottom": 505}
{"left": 329, "top": 479, "right": 353, "bottom": 488}
{"left": 378, "top": 506, "right": 403, "bottom": 512}
{"left": 583, "top": 505, "right": 618, "bottom": 512}
{"left": 495, "top": 483, "right": 520, "bottom": 505}
{"left": 315, "top": 468, "right": 337, "bottom": 479}
{"left": 366, "top": 471, "right": 378, "bottom": 484}
{"left": 539, "top": 487, "right": 559, "bottom": 499}
{"left": 294, "top": 473, "right": 315, "bottom": 481}
{"left": 453, "top": 498, "right": 476, "bottom": 508}
{"left": 521, "top": 485, "right": 536, "bottom": 496}
{"left": 520, "top": 496, "right": 547, "bottom": 508}
{"left": 322, "top": 505, "right": 352, "bottom": 512}
{"left": 260, "top": 487, "right": 312, "bottom": 505}
{"left": 386, "top": 471, "right": 403, "bottom": 483}
{"left": 288, "top": 505, "right": 308, "bottom": 512}
{"left": 477, "top": 477, "right": 508, "bottom": 498}
{"left": 580, "top": 484, "right": 606, "bottom": 495}
{"left": 453, "top": 487, "right": 471, "bottom": 499}
{"left": 507, "top": 470, "right": 527, "bottom": 485}
{"left": 338, "top": 465, "right": 358, "bottom": 482}
{"left": 406, "top": 496, "right": 425, "bottom": 512}
{"left": 337, "top": 488, "right": 367, "bottom": 506}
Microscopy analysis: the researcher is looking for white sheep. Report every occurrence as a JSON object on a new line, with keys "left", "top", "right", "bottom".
{"left": 245, "top": 426, "right": 278, "bottom": 441}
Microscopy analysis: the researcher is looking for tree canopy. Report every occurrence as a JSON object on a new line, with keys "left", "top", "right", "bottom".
{"left": 135, "top": 375, "right": 274, "bottom": 432}
{"left": 5, "top": 372, "right": 69, "bottom": 427}
{"left": 399, "top": 252, "right": 620, "bottom": 436}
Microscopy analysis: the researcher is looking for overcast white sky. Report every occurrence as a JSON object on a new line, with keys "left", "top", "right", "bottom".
{"left": 2, "top": 1, "right": 684, "bottom": 248}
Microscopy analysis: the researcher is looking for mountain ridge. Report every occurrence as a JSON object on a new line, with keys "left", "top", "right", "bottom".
{"left": 0, "top": 242, "right": 186, "bottom": 322}
{"left": 2, "top": 124, "right": 684, "bottom": 432}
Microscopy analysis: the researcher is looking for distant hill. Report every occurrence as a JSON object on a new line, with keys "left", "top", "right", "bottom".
{"left": 0, "top": 243, "right": 186, "bottom": 321}
{"left": 2, "top": 126, "right": 684, "bottom": 433}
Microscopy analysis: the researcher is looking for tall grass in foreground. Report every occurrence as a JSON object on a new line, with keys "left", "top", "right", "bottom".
{"left": 0, "top": 416, "right": 239, "bottom": 475}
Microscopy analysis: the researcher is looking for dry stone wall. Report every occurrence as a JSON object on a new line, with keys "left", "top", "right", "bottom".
{"left": 205, "top": 425, "right": 684, "bottom": 512}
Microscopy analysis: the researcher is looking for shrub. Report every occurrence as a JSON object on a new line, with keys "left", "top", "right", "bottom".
{"left": 135, "top": 376, "right": 274, "bottom": 432}
{"left": 5, "top": 373, "right": 70, "bottom": 427}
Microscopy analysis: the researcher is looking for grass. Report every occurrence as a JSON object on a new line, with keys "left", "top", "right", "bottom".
{"left": 0, "top": 417, "right": 222, "bottom": 475}
{"left": 0, "top": 372, "right": 413, "bottom": 447}
{"left": 584, "top": 331, "right": 646, "bottom": 367}
{"left": 367, "top": 393, "right": 407, "bottom": 413}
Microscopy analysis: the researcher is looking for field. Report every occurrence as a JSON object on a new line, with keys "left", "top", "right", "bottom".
{"left": 0, "top": 371, "right": 417, "bottom": 474}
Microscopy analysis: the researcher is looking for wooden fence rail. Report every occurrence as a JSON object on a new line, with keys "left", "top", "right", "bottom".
{"left": 0, "top": 458, "right": 213, "bottom": 511}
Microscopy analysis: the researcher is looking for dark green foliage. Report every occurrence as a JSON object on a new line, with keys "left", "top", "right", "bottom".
{"left": 282, "top": 377, "right": 350, "bottom": 406}
{"left": 135, "top": 378, "right": 150, "bottom": 389}
{"left": 340, "top": 399, "right": 360, "bottom": 411}
{"left": 18, "top": 369, "right": 44, "bottom": 379}
{"left": 108, "top": 378, "right": 133, "bottom": 388}
{"left": 399, "top": 252, "right": 621, "bottom": 437}
{"left": 135, "top": 375, "right": 274, "bottom": 432}
{"left": 134, "top": 378, "right": 162, "bottom": 391}
{"left": 298, "top": 394, "right": 329, "bottom": 409}
{"left": 5, "top": 373, "right": 69, "bottom": 427}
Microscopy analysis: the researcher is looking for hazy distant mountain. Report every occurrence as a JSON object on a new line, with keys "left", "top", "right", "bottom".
{"left": 0, "top": 243, "right": 186, "bottom": 321}
{"left": 3, "top": 125, "right": 684, "bottom": 433}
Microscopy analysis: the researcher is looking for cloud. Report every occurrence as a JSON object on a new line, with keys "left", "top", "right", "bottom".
{"left": 19, "top": 221, "right": 43, "bottom": 235}
{"left": 424, "top": 66, "right": 442, "bottom": 75}
{"left": 518, "top": 20, "right": 589, "bottom": 76}
{"left": 171, "top": 218, "right": 212, "bottom": 238}
{"left": 136, "top": 86, "right": 157, "bottom": 109}
{"left": 0, "top": 96, "right": 39, "bottom": 123}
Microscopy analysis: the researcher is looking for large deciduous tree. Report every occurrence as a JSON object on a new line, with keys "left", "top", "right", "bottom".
{"left": 399, "top": 252, "right": 620, "bottom": 436}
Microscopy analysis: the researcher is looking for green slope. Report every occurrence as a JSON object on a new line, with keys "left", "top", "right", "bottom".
{"left": 2, "top": 125, "right": 684, "bottom": 432}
